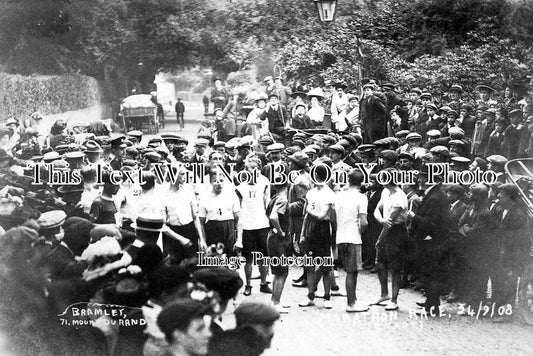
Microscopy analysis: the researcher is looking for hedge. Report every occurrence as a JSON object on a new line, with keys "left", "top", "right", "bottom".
{"left": 0, "top": 73, "right": 103, "bottom": 120}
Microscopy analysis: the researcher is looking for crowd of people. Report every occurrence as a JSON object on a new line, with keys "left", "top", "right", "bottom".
{"left": 0, "top": 74, "right": 532, "bottom": 356}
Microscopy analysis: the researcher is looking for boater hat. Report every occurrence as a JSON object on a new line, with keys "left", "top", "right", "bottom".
{"left": 131, "top": 214, "right": 165, "bottom": 232}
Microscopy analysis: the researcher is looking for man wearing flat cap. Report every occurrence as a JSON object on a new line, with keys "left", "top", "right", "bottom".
{"left": 502, "top": 109, "right": 525, "bottom": 159}
{"left": 258, "top": 93, "right": 290, "bottom": 140}
{"left": 189, "top": 138, "right": 209, "bottom": 166}
{"left": 359, "top": 82, "right": 387, "bottom": 143}
{"left": 407, "top": 165, "right": 450, "bottom": 314}
{"left": 32, "top": 210, "right": 67, "bottom": 267}
{"left": 446, "top": 84, "right": 464, "bottom": 111}
{"left": 487, "top": 155, "right": 508, "bottom": 183}
{"left": 210, "top": 302, "right": 279, "bottom": 356}
{"left": 108, "top": 133, "right": 126, "bottom": 170}
{"left": 157, "top": 298, "right": 213, "bottom": 356}
{"left": 475, "top": 83, "right": 497, "bottom": 109}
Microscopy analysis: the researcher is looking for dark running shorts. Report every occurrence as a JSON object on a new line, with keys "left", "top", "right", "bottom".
{"left": 301, "top": 216, "right": 331, "bottom": 259}
{"left": 205, "top": 220, "right": 236, "bottom": 256}
{"left": 376, "top": 223, "right": 407, "bottom": 272}
{"left": 242, "top": 228, "right": 269, "bottom": 260}
{"left": 267, "top": 230, "right": 291, "bottom": 275}
{"left": 337, "top": 243, "right": 363, "bottom": 273}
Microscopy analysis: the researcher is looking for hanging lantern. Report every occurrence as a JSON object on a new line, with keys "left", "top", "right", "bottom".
{"left": 313, "top": 0, "right": 338, "bottom": 23}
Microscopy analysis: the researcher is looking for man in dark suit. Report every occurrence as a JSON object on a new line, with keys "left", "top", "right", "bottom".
{"left": 259, "top": 93, "right": 290, "bottom": 140}
{"left": 362, "top": 175, "right": 383, "bottom": 271}
{"left": 492, "top": 184, "right": 532, "bottom": 307}
{"left": 359, "top": 83, "right": 387, "bottom": 143}
{"left": 502, "top": 109, "right": 524, "bottom": 159}
{"left": 46, "top": 217, "right": 93, "bottom": 279}
{"left": 408, "top": 167, "right": 450, "bottom": 314}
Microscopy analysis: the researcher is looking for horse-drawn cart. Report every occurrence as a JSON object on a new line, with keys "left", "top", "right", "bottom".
{"left": 119, "top": 94, "right": 159, "bottom": 134}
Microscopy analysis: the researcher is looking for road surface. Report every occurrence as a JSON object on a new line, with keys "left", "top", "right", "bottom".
{"left": 147, "top": 100, "right": 533, "bottom": 356}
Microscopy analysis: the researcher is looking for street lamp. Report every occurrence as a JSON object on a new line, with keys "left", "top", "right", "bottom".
{"left": 312, "top": 0, "right": 338, "bottom": 23}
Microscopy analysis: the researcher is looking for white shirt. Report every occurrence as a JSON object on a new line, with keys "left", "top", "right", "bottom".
{"left": 380, "top": 188, "right": 408, "bottom": 224}
{"left": 335, "top": 188, "right": 368, "bottom": 244}
{"left": 199, "top": 190, "right": 240, "bottom": 221}
{"left": 236, "top": 175, "right": 270, "bottom": 230}
{"left": 308, "top": 106, "right": 325, "bottom": 123}
{"left": 306, "top": 185, "right": 335, "bottom": 219}
{"left": 162, "top": 184, "right": 197, "bottom": 226}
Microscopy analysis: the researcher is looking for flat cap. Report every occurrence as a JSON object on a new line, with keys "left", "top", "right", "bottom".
{"left": 509, "top": 109, "right": 522, "bottom": 117}
{"left": 322, "top": 135, "right": 337, "bottom": 145}
{"left": 328, "top": 144, "right": 345, "bottom": 155}
{"left": 381, "top": 150, "right": 398, "bottom": 162}
{"left": 356, "top": 144, "right": 376, "bottom": 152}
{"left": 398, "top": 152, "right": 414, "bottom": 161}
{"left": 144, "top": 151, "right": 161, "bottom": 162}
{"left": 406, "top": 132, "right": 422, "bottom": 140}
{"left": 43, "top": 151, "right": 61, "bottom": 162}
{"left": 192, "top": 267, "right": 243, "bottom": 300}
{"left": 487, "top": 155, "right": 508, "bottom": 165}
{"left": 284, "top": 146, "right": 301, "bottom": 155}
{"left": 234, "top": 302, "right": 280, "bottom": 327}
{"left": 213, "top": 141, "right": 226, "bottom": 149}
{"left": 225, "top": 137, "right": 240, "bottom": 149}
{"left": 258, "top": 135, "right": 274, "bottom": 145}
{"left": 161, "top": 133, "right": 185, "bottom": 141}
{"left": 148, "top": 137, "right": 162, "bottom": 147}
{"left": 430, "top": 145, "right": 450, "bottom": 155}
{"left": 395, "top": 130, "right": 410, "bottom": 138}
{"left": 448, "top": 127, "right": 465, "bottom": 138}
{"left": 266, "top": 143, "right": 285, "bottom": 153}
{"left": 341, "top": 134, "right": 358, "bottom": 146}
{"left": 476, "top": 84, "right": 496, "bottom": 92}
{"left": 194, "top": 138, "right": 210, "bottom": 148}
{"left": 302, "top": 146, "right": 317, "bottom": 155}
{"left": 63, "top": 151, "right": 85, "bottom": 160}
{"left": 410, "top": 88, "right": 422, "bottom": 95}
{"left": 449, "top": 139, "right": 465, "bottom": 147}
{"left": 426, "top": 129, "right": 441, "bottom": 137}
{"left": 127, "top": 130, "right": 143, "bottom": 138}
{"left": 293, "top": 132, "right": 307, "bottom": 141}
{"left": 449, "top": 84, "right": 463, "bottom": 93}
{"left": 426, "top": 103, "right": 438, "bottom": 111}
{"left": 382, "top": 82, "right": 395, "bottom": 90}
{"left": 288, "top": 151, "right": 309, "bottom": 166}
{"left": 420, "top": 92, "right": 433, "bottom": 100}
{"left": 451, "top": 156, "right": 471, "bottom": 164}
{"left": 37, "top": 210, "right": 67, "bottom": 229}
{"left": 157, "top": 299, "right": 211, "bottom": 335}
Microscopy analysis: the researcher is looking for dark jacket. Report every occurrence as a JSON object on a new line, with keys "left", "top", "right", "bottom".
{"left": 292, "top": 114, "right": 313, "bottom": 129}
{"left": 449, "top": 199, "right": 468, "bottom": 232}
{"left": 259, "top": 105, "right": 290, "bottom": 135}
{"left": 359, "top": 94, "right": 387, "bottom": 143}
{"left": 411, "top": 184, "right": 450, "bottom": 244}
{"left": 46, "top": 243, "right": 88, "bottom": 279}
